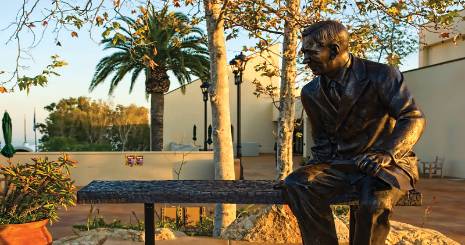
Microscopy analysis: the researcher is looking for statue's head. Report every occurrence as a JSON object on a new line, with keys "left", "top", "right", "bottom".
{"left": 301, "top": 20, "right": 350, "bottom": 76}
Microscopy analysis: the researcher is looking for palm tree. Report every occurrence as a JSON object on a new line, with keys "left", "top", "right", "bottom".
{"left": 90, "top": 6, "right": 210, "bottom": 150}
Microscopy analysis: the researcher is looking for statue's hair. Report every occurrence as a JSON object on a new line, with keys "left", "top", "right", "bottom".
{"left": 302, "top": 20, "right": 349, "bottom": 50}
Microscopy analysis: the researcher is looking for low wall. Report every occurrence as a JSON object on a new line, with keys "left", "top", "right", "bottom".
{"left": 1, "top": 151, "right": 215, "bottom": 186}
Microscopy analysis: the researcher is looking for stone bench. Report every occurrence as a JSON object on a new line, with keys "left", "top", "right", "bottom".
{"left": 77, "top": 180, "right": 422, "bottom": 245}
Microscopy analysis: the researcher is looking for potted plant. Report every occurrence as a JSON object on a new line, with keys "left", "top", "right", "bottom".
{"left": 0, "top": 154, "right": 76, "bottom": 244}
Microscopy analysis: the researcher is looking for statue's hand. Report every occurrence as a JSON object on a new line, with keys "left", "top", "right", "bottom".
{"left": 355, "top": 152, "right": 393, "bottom": 176}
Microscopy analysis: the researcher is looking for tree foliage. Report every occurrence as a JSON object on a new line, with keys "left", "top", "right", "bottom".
{"left": 89, "top": 5, "right": 210, "bottom": 94}
{"left": 38, "top": 97, "right": 149, "bottom": 151}
{"left": 225, "top": 0, "right": 464, "bottom": 82}
{"left": 108, "top": 104, "right": 150, "bottom": 151}
{"left": 2, "top": 0, "right": 464, "bottom": 92}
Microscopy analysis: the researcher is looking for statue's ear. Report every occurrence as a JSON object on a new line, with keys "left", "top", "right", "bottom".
{"left": 329, "top": 43, "right": 340, "bottom": 60}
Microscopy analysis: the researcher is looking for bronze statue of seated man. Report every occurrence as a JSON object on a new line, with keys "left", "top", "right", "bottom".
{"left": 282, "top": 21, "right": 425, "bottom": 245}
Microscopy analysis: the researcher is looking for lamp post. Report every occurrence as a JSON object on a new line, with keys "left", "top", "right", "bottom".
{"left": 200, "top": 81, "right": 210, "bottom": 151}
{"left": 229, "top": 52, "right": 247, "bottom": 180}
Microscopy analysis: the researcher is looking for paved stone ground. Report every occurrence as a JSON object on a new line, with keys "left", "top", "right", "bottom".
{"left": 49, "top": 154, "right": 465, "bottom": 244}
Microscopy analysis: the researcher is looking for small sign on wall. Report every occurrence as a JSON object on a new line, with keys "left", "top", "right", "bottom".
{"left": 136, "top": 155, "right": 144, "bottom": 166}
{"left": 125, "top": 155, "right": 143, "bottom": 167}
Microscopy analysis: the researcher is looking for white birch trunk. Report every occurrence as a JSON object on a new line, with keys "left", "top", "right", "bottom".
{"left": 203, "top": 0, "right": 237, "bottom": 237}
{"left": 276, "top": 0, "right": 300, "bottom": 180}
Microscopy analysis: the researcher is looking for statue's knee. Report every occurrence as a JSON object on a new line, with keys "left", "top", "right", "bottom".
{"left": 284, "top": 165, "right": 321, "bottom": 187}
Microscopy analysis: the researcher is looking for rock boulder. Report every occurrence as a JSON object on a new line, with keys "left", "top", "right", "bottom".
{"left": 387, "top": 221, "right": 460, "bottom": 245}
{"left": 220, "top": 205, "right": 349, "bottom": 244}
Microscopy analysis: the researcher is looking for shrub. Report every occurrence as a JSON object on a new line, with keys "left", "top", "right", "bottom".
{"left": 0, "top": 154, "right": 76, "bottom": 224}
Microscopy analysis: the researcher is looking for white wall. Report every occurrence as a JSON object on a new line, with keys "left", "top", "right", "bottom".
{"left": 419, "top": 10, "right": 465, "bottom": 67}
{"left": 419, "top": 38, "right": 465, "bottom": 67}
{"left": 163, "top": 46, "right": 282, "bottom": 153}
{"left": 420, "top": 10, "right": 465, "bottom": 46}
{"left": 404, "top": 58, "right": 465, "bottom": 178}
{"left": 1, "top": 151, "right": 215, "bottom": 186}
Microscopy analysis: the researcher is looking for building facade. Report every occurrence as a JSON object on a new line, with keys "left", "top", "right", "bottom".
{"left": 419, "top": 10, "right": 465, "bottom": 67}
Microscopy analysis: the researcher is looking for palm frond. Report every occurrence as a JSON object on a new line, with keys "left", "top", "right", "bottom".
{"left": 90, "top": 52, "right": 134, "bottom": 92}
{"left": 108, "top": 63, "right": 134, "bottom": 95}
{"left": 129, "top": 66, "right": 145, "bottom": 93}
{"left": 90, "top": 5, "right": 210, "bottom": 95}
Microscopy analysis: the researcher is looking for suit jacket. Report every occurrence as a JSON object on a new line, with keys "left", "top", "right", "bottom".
{"left": 301, "top": 56, "right": 426, "bottom": 187}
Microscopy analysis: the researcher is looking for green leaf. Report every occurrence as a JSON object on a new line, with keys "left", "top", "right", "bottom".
{"left": 112, "top": 33, "right": 127, "bottom": 45}
{"left": 102, "top": 28, "right": 112, "bottom": 39}
{"left": 112, "top": 22, "right": 121, "bottom": 29}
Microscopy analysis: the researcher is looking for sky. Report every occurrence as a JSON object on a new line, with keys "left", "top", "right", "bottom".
{"left": 0, "top": 1, "right": 418, "bottom": 147}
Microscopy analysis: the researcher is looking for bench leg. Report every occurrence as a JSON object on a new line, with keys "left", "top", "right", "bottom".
{"left": 349, "top": 205, "right": 358, "bottom": 245}
{"left": 145, "top": 203, "right": 155, "bottom": 245}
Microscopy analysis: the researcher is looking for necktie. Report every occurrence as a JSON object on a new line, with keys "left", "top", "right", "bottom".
{"left": 329, "top": 80, "right": 342, "bottom": 109}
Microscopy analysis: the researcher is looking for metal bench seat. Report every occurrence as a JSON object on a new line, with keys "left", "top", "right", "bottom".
{"left": 77, "top": 180, "right": 422, "bottom": 245}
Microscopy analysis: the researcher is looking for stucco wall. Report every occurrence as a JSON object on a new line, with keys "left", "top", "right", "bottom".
{"left": 419, "top": 10, "right": 465, "bottom": 67}
{"left": 1, "top": 151, "right": 214, "bottom": 186}
{"left": 404, "top": 58, "right": 465, "bottom": 178}
{"left": 163, "top": 46, "right": 281, "bottom": 153}
{"left": 420, "top": 10, "right": 465, "bottom": 47}
{"left": 419, "top": 38, "right": 465, "bottom": 67}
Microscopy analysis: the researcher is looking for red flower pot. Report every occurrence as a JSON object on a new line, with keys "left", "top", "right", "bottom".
{"left": 0, "top": 219, "right": 52, "bottom": 245}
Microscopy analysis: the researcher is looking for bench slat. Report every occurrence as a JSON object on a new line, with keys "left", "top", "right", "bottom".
{"left": 77, "top": 180, "right": 422, "bottom": 206}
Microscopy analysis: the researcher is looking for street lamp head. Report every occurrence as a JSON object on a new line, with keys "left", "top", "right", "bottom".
{"left": 200, "top": 80, "right": 210, "bottom": 101}
{"left": 229, "top": 52, "right": 248, "bottom": 72}
{"left": 200, "top": 81, "right": 210, "bottom": 94}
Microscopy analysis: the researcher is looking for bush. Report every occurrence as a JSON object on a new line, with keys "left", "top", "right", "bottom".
{"left": 0, "top": 155, "right": 76, "bottom": 224}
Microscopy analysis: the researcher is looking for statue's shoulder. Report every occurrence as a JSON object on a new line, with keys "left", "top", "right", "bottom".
{"left": 301, "top": 76, "right": 320, "bottom": 98}
{"left": 358, "top": 57, "right": 402, "bottom": 84}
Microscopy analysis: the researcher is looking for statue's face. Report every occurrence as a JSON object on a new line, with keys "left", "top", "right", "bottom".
{"left": 301, "top": 35, "right": 336, "bottom": 76}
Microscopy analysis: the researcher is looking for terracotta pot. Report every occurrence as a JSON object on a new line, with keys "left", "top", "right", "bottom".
{"left": 0, "top": 219, "right": 52, "bottom": 245}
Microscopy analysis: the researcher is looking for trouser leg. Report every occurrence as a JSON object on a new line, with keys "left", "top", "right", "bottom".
{"left": 283, "top": 164, "right": 350, "bottom": 245}
{"left": 353, "top": 176, "right": 406, "bottom": 245}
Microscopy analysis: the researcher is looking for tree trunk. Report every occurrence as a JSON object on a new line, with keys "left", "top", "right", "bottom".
{"left": 276, "top": 0, "right": 300, "bottom": 180}
{"left": 150, "top": 92, "right": 164, "bottom": 151}
{"left": 204, "top": 0, "right": 236, "bottom": 237}
{"left": 146, "top": 67, "right": 170, "bottom": 151}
